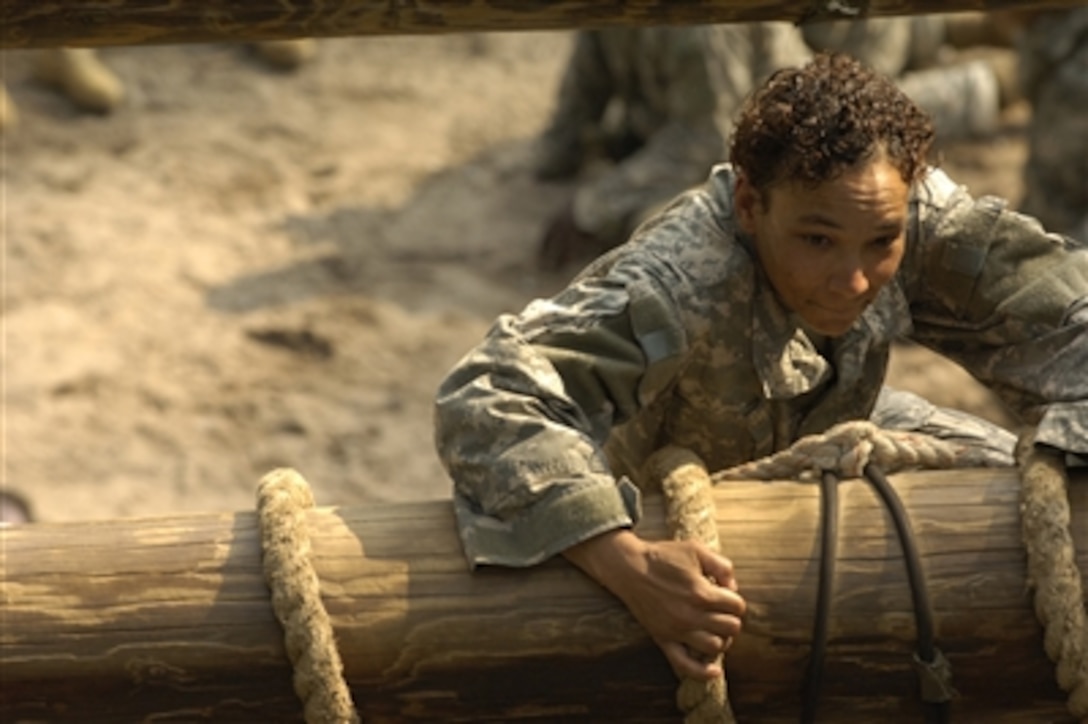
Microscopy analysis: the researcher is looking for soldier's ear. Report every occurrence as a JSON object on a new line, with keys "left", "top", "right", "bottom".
{"left": 734, "top": 170, "right": 761, "bottom": 234}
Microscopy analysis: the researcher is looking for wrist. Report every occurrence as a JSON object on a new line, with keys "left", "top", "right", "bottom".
{"left": 562, "top": 528, "right": 645, "bottom": 591}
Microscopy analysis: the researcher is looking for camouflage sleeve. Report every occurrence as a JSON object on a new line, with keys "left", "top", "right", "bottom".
{"left": 906, "top": 168, "right": 1088, "bottom": 455}
{"left": 434, "top": 257, "right": 688, "bottom": 568}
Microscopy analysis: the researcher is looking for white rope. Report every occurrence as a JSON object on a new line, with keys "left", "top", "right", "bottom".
{"left": 712, "top": 420, "right": 989, "bottom": 482}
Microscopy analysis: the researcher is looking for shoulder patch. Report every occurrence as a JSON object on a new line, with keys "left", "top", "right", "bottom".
{"left": 935, "top": 196, "right": 1006, "bottom": 280}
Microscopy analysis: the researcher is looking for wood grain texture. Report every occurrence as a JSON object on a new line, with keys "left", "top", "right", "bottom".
{"left": 3, "top": 0, "right": 1087, "bottom": 50}
{"left": 1, "top": 468, "right": 1085, "bottom": 722}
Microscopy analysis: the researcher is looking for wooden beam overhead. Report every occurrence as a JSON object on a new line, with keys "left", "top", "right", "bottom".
{"left": 3, "top": 0, "right": 1086, "bottom": 50}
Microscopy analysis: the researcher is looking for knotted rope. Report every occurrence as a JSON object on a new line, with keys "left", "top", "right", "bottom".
{"left": 1014, "top": 431, "right": 1088, "bottom": 720}
{"left": 712, "top": 419, "right": 990, "bottom": 482}
{"left": 643, "top": 419, "right": 1039, "bottom": 722}
{"left": 645, "top": 446, "right": 737, "bottom": 724}
{"left": 257, "top": 468, "right": 360, "bottom": 724}
{"left": 249, "top": 421, "right": 1085, "bottom": 722}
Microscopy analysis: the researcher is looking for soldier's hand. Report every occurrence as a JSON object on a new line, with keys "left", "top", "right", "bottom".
{"left": 537, "top": 203, "right": 611, "bottom": 272}
{"left": 563, "top": 529, "right": 746, "bottom": 681}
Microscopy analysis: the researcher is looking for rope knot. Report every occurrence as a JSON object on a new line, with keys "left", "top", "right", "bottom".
{"left": 713, "top": 420, "right": 971, "bottom": 482}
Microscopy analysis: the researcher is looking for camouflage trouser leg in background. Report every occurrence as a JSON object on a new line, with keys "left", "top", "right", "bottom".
{"left": 870, "top": 386, "right": 1017, "bottom": 467}
{"left": 532, "top": 31, "right": 616, "bottom": 180}
{"left": 1019, "top": 9, "right": 1088, "bottom": 242}
{"left": 803, "top": 15, "right": 1004, "bottom": 142}
{"left": 801, "top": 16, "right": 915, "bottom": 77}
{"left": 570, "top": 22, "right": 812, "bottom": 241}
{"left": 896, "top": 60, "right": 1001, "bottom": 141}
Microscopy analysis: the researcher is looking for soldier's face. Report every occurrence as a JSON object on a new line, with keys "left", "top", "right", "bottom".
{"left": 736, "top": 156, "right": 909, "bottom": 337}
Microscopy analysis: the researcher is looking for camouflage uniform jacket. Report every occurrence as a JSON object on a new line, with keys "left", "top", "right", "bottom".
{"left": 435, "top": 164, "right": 1088, "bottom": 568}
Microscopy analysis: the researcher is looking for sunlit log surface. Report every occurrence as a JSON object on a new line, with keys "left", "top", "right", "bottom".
{"left": 3, "top": 0, "right": 1087, "bottom": 50}
{"left": 1, "top": 468, "right": 1085, "bottom": 722}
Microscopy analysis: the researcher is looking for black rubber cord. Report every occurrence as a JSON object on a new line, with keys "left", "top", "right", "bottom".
{"left": 800, "top": 471, "right": 841, "bottom": 724}
{"left": 863, "top": 462, "right": 952, "bottom": 724}
{"left": 801, "top": 464, "right": 953, "bottom": 723}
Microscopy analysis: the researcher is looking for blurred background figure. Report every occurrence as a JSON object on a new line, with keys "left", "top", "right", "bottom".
{"left": 1016, "top": 7, "right": 1088, "bottom": 242}
{"left": 33, "top": 47, "right": 127, "bottom": 114}
{"left": 0, "top": 490, "right": 34, "bottom": 526}
{"left": 1, "top": 47, "right": 125, "bottom": 133}
{"left": 533, "top": 23, "right": 811, "bottom": 269}
{"left": 533, "top": 14, "right": 1021, "bottom": 271}
{"left": 0, "top": 39, "right": 316, "bottom": 134}
{"left": 802, "top": 13, "right": 1021, "bottom": 139}
{"left": 253, "top": 38, "right": 317, "bottom": 70}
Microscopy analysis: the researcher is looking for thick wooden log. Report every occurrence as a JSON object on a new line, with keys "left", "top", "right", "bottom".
{"left": 3, "top": 0, "right": 1086, "bottom": 50}
{"left": 1, "top": 468, "right": 1086, "bottom": 722}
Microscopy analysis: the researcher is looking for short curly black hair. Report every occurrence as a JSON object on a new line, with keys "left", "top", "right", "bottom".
{"left": 730, "top": 52, "right": 934, "bottom": 197}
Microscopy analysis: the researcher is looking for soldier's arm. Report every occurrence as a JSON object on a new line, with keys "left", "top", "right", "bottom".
{"left": 904, "top": 168, "right": 1088, "bottom": 456}
{"left": 434, "top": 262, "right": 681, "bottom": 568}
{"left": 434, "top": 255, "right": 747, "bottom": 679}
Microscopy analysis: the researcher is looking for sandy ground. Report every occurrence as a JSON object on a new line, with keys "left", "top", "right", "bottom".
{"left": 2, "top": 33, "right": 1022, "bottom": 523}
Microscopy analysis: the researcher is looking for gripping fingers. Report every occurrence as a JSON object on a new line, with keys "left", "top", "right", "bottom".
{"left": 700, "top": 582, "right": 747, "bottom": 619}
{"left": 661, "top": 640, "right": 723, "bottom": 681}
{"left": 684, "top": 630, "right": 728, "bottom": 659}
{"left": 703, "top": 609, "right": 744, "bottom": 640}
